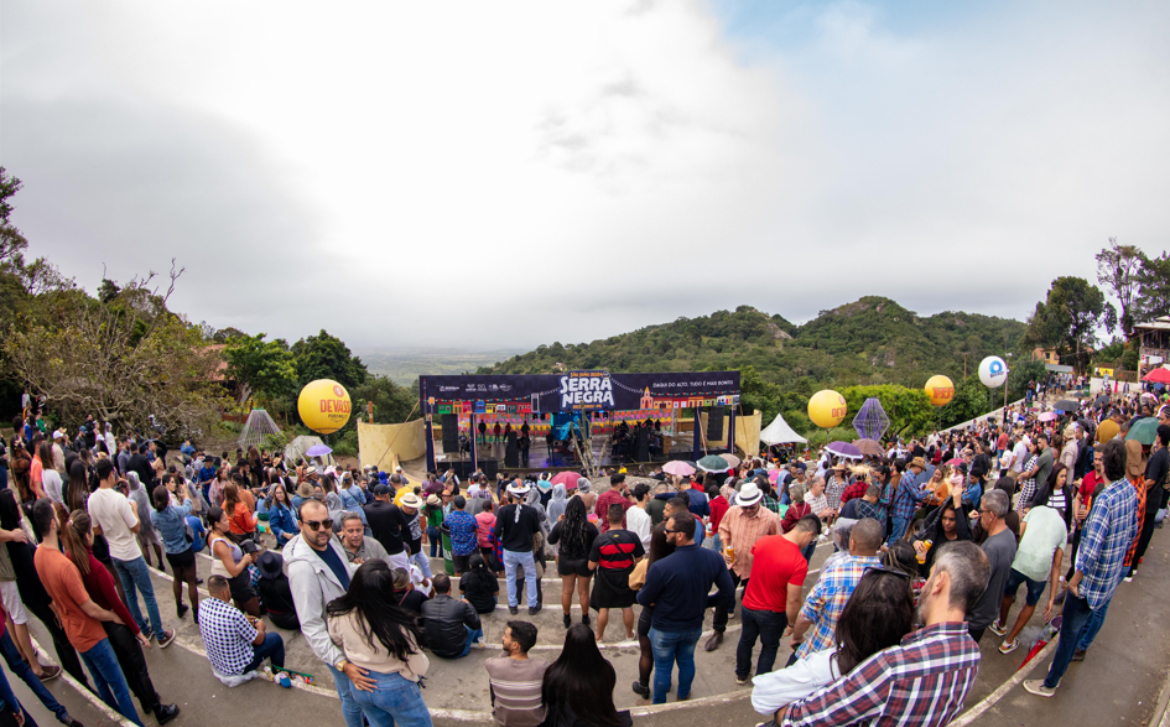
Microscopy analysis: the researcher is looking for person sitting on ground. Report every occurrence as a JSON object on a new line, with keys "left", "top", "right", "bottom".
{"left": 541, "top": 623, "right": 632, "bottom": 727}
{"left": 199, "top": 575, "right": 288, "bottom": 685}
{"left": 485, "top": 620, "right": 549, "bottom": 727}
{"left": 420, "top": 573, "right": 484, "bottom": 659}
{"left": 326, "top": 560, "right": 431, "bottom": 726}
{"left": 773, "top": 541, "right": 988, "bottom": 727}
{"left": 393, "top": 567, "right": 429, "bottom": 617}
{"left": 256, "top": 551, "right": 300, "bottom": 631}
{"left": 752, "top": 565, "right": 916, "bottom": 715}
{"left": 459, "top": 554, "right": 500, "bottom": 615}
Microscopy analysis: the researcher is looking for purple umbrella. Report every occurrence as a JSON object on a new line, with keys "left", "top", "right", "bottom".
{"left": 825, "top": 441, "right": 862, "bottom": 460}
{"left": 306, "top": 444, "right": 333, "bottom": 457}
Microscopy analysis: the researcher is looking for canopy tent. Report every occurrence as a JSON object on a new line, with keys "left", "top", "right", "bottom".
{"left": 238, "top": 409, "right": 282, "bottom": 450}
{"left": 760, "top": 413, "right": 808, "bottom": 445}
{"left": 284, "top": 435, "right": 336, "bottom": 468}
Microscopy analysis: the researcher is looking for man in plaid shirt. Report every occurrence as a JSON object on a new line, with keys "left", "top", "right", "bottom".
{"left": 1025, "top": 438, "right": 1140, "bottom": 697}
{"left": 777, "top": 540, "right": 988, "bottom": 727}
{"left": 888, "top": 458, "right": 928, "bottom": 545}
{"left": 788, "top": 519, "right": 884, "bottom": 661}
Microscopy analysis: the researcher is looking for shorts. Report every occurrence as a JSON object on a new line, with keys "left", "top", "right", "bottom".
{"left": 165, "top": 548, "right": 196, "bottom": 570}
{"left": 1004, "top": 568, "right": 1047, "bottom": 606}
{"left": 557, "top": 558, "right": 591, "bottom": 578}
{"left": 0, "top": 581, "right": 27, "bottom": 625}
{"left": 453, "top": 555, "right": 471, "bottom": 573}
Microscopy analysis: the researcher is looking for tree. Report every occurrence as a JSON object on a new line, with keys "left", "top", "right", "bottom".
{"left": 291, "top": 330, "right": 369, "bottom": 390}
{"left": 222, "top": 333, "right": 297, "bottom": 403}
{"left": 1095, "top": 238, "right": 1145, "bottom": 338}
{"left": 1023, "top": 277, "right": 1105, "bottom": 374}
{"left": 1134, "top": 252, "right": 1170, "bottom": 322}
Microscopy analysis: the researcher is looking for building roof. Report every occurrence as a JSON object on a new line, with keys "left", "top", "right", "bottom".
{"left": 1135, "top": 317, "right": 1170, "bottom": 332}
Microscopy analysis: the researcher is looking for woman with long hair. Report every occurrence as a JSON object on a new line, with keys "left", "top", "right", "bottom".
{"left": 457, "top": 554, "right": 499, "bottom": 614}
{"left": 60, "top": 510, "right": 180, "bottom": 724}
{"left": 327, "top": 560, "right": 431, "bottom": 727}
{"left": 630, "top": 521, "right": 676, "bottom": 700}
{"left": 223, "top": 480, "right": 258, "bottom": 541}
{"left": 209, "top": 467, "right": 229, "bottom": 508}
{"left": 247, "top": 446, "right": 264, "bottom": 488}
{"left": 207, "top": 506, "right": 261, "bottom": 617}
{"left": 37, "top": 440, "right": 62, "bottom": 508}
{"left": 912, "top": 476, "right": 971, "bottom": 575}
{"left": 750, "top": 568, "right": 915, "bottom": 716}
{"left": 149, "top": 482, "right": 199, "bottom": 620}
{"left": 265, "top": 482, "right": 297, "bottom": 548}
{"left": 1029, "top": 463, "right": 1078, "bottom": 529}
{"left": 1015, "top": 439, "right": 1042, "bottom": 513}
{"left": 542, "top": 623, "right": 631, "bottom": 726}
{"left": 547, "top": 496, "right": 599, "bottom": 629}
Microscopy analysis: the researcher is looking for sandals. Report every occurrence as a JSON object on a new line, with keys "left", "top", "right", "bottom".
{"left": 998, "top": 639, "right": 1019, "bottom": 654}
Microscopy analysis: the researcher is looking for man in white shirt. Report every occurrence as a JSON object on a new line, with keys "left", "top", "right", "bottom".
{"left": 1009, "top": 434, "right": 1030, "bottom": 477}
{"left": 87, "top": 459, "right": 174, "bottom": 647}
{"left": 627, "top": 483, "right": 653, "bottom": 548}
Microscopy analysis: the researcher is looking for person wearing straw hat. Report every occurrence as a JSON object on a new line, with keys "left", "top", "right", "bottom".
{"left": 498, "top": 482, "right": 543, "bottom": 615}
{"left": 398, "top": 493, "right": 431, "bottom": 580}
{"left": 707, "top": 481, "right": 780, "bottom": 652}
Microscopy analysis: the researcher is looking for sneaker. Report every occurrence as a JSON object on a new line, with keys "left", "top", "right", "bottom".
{"left": 157, "top": 630, "right": 176, "bottom": 649}
{"left": 631, "top": 680, "right": 650, "bottom": 699}
{"left": 998, "top": 639, "right": 1019, "bottom": 655}
{"left": 470, "top": 640, "right": 487, "bottom": 650}
{"left": 1071, "top": 649, "right": 1086, "bottom": 662}
{"left": 735, "top": 674, "right": 750, "bottom": 685}
{"left": 529, "top": 604, "right": 542, "bottom": 616}
{"left": 154, "top": 704, "right": 181, "bottom": 725}
{"left": 1124, "top": 572, "right": 1135, "bottom": 583}
{"left": 563, "top": 614, "right": 572, "bottom": 628}
{"left": 988, "top": 620, "right": 1008, "bottom": 637}
{"left": 509, "top": 605, "right": 519, "bottom": 615}
{"left": 1023, "top": 679, "right": 1058, "bottom": 698}
{"left": 38, "top": 664, "right": 62, "bottom": 683}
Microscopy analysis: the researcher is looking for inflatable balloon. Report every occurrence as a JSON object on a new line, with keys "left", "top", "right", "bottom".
{"left": 979, "top": 356, "right": 1009, "bottom": 389}
{"left": 925, "top": 375, "right": 955, "bottom": 407}
{"left": 298, "top": 379, "right": 352, "bottom": 434}
{"left": 808, "top": 389, "right": 848, "bottom": 428}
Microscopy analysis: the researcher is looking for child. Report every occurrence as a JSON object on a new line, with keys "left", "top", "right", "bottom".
{"left": 458, "top": 554, "right": 500, "bottom": 614}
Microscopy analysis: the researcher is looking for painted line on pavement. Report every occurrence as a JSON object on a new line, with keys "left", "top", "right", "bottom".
{"left": 948, "top": 638, "right": 1058, "bottom": 727}
{"left": 29, "top": 636, "right": 139, "bottom": 727}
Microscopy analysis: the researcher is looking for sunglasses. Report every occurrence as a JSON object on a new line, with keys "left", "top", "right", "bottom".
{"left": 304, "top": 519, "right": 334, "bottom": 532}
{"left": 664, "top": 528, "right": 685, "bottom": 534}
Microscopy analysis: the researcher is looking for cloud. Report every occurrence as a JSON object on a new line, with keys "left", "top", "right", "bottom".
{"left": 2, "top": 0, "right": 1168, "bottom": 351}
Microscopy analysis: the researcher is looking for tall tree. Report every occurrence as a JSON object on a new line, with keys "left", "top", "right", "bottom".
{"left": 222, "top": 333, "right": 297, "bottom": 403}
{"left": 1095, "top": 237, "right": 1145, "bottom": 338}
{"left": 291, "top": 329, "right": 369, "bottom": 390}
{"left": 1134, "top": 252, "right": 1170, "bottom": 322}
{"left": 1023, "top": 277, "right": 1105, "bottom": 374}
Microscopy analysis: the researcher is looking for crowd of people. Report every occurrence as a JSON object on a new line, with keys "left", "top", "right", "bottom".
{"left": 0, "top": 376, "right": 1165, "bottom": 726}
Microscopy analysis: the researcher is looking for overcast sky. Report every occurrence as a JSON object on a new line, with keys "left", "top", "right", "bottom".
{"left": 3, "top": 0, "right": 1168, "bottom": 350}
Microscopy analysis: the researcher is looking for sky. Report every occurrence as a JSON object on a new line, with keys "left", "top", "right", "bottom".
{"left": 3, "top": 0, "right": 1168, "bottom": 351}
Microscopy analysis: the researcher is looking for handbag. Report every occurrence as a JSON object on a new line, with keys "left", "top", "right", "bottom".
{"left": 629, "top": 558, "right": 649, "bottom": 591}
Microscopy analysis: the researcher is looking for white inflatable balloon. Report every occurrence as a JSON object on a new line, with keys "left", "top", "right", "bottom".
{"left": 979, "top": 356, "right": 1009, "bottom": 388}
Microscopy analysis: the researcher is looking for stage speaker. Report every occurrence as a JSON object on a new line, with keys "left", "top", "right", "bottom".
{"left": 441, "top": 414, "right": 459, "bottom": 454}
{"left": 706, "top": 406, "right": 725, "bottom": 440}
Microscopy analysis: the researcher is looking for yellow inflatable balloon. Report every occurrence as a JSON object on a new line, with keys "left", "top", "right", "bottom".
{"left": 298, "top": 379, "right": 352, "bottom": 434}
{"left": 808, "top": 389, "right": 847, "bottom": 428}
{"left": 925, "top": 375, "right": 955, "bottom": 407}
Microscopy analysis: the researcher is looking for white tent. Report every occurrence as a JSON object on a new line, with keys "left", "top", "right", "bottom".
{"left": 284, "top": 435, "right": 336, "bottom": 467}
{"left": 760, "top": 413, "right": 808, "bottom": 445}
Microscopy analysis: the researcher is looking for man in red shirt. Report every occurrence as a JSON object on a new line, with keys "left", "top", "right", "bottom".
{"left": 733, "top": 514, "right": 821, "bottom": 684}
{"left": 595, "top": 474, "right": 633, "bottom": 533}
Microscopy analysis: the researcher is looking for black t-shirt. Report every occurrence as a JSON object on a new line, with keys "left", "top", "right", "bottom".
{"left": 459, "top": 574, "right": 500, "bottom": 614}
{"left": 1145, "top": 448, "right": 1170, "bottom": 513}
{"left": 588, "top": 528, "right": 644, "bottom": 572}
{"left": 548, "top": 520, "right": 599, "bottom": 561}
{"left": 395, "top": 588, "right": 428, "bottom": 615}
{"left": 364, "top": 501, "right": 409, "bottom": 555}
{"left": 496, "top": 504, "right": 541, "bottom": 552}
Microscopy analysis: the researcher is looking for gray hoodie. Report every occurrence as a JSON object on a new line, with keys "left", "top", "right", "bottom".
{"left": 284, "top": 532, "right": 356, "bottom": 668}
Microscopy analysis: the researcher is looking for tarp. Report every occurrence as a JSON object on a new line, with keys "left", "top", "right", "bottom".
{"left": 694, "top": 409, "right": 763, "bottom": 458}
{"left": 284, "top": 435, "right": 336, "bottom": 467}
{"left": 760, "top": 413, "right": 808, "bottom": 445}
{"left": 358, "top": 420, "right": 427, "bottom": 471}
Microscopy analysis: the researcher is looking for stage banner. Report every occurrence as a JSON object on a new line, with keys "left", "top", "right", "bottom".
{"left": 420, "top": 371, "right": 740, "bottom": 415}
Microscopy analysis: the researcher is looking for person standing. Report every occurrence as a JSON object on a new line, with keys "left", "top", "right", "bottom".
{"left": 443, "top": 496, "right": 479, "bottom": 575}
{"left": 399, "top": 494, "right": 432, "bottom": 579}
{"left": 594, "top": 474, "right": 633, "bottom": 534}
{"left": 86, "top": 459, "right": 174, "bottom": 648}
{"left": 708, "top": 482, "right": 780, "bottom": 652}
{"left": 967, "top": 490, "right": 1017, "bottom": 643}
{"left": 364, "top": 485, "right": 411, "bottom": 572}
{"left": 1025, "top": 438, "right": 1141, "bottom": 698}
{"left": 889, "top": 458, "right": 928, "bottom": 544}
{"left": 498, "top": 483, "right": 543, "bottom": 615}
{"left": 734, "top": 516, "right": 820, "bottom": 685}
{"left": 627, "top": 484, "right": 653, "bottom": 549}
{"left": 485, "top": 621, "right": 549, "bottom": 727}
{"left": 1129, "top": 425, "right": 1170, "bottom": 579}
{"left": 286, "top": 499, "right": 368, "bottom": 727}
{"left": 588, "top": 505, "right": 645, "bottom": 642}
{"left": 635, "top": 510, "right": 733, "bottom": 704}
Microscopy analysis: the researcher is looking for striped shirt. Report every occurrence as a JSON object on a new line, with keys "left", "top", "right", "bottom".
{"left": 718, "top": 506, "right": 781, "bottom": 578}
{"left": 485, "top": 656, "right": 550, "bottom": 727}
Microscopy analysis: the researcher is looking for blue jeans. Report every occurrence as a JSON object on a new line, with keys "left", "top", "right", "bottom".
{"left": 111, "top": 556, "right": 165, "bottom": 640}
{"left": 244, "top": 632, "right": 285, "bottom": 673}
{"left": 81, "top": 638, "right": 142, "bottom": 726}
{"left": 459, "top": 625, "right": 485, "bottom": 658}
{"left": 328, "top": 664, "right": 368, "bottom": 727}
{"left": 427, "top": 526, "right": 442, "bottom": 558}
{"left": 410, "top": 549, "right": 433, "bottom": 579}
{"left": 709, "top": 533, "right": 722, "bottom": 553}
{"left": 887, "top": 515, "right": 910, "bottom": 545}
{"left": 800, "top": 541, "right": 815, "bottom": 563}
{"left": 503, "top": 549, "right": 538, "bottom": 608}
{"left": 1044, "top": 592, "right": 1096, "bottom": 689}
{"left": 736, "top": 607, "right": 788, "bottom": 679}
{"left": 0, "top": 629, "right": 68, "bottom": 722}
{"left": 648, "top": 626, "right": 702, "bottom": 704}
{"left": 350, "top": 670, "right": 433, "bottom": 727}
{"left": 1077, "top": 597, "right": 1111, "bottom": 651}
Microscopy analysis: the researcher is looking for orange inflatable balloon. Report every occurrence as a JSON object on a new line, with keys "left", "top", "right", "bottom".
{"left": 925, "top": 375, "right": 955, "bottom": 407}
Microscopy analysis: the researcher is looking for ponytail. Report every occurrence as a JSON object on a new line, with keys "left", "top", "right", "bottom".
{"left": 60, "top": 510, "right": 93, "bottom": 576}
{"left": 152, "top": 485, "right": 170, "bottom": 513}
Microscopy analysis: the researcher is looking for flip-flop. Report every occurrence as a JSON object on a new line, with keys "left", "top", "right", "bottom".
{"left": 998, "top": 639, "right": 1019, "bottom": 654}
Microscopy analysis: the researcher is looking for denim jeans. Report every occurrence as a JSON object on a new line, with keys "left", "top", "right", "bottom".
{"left": 427, "top": 526, "right": 443, "bottom": 558}
{"left": 800, "top": 541, "right": 815, "bottom": 564}
{"left": 244, "top": 632, "right": 286, "bottom": 673}
{"left": 410, "top": 549, "right": 433, "bottom": 579}
{"left": 80, "top": 638, "right": 142, "bottom": 726}
{"left": 111, "top": 556, "right": 164, "bottom": 640}
{"left": 1044, "top": 592, "right": 1096, "bottom": 689}
{"left": 887, "top": 516, "right": 910, "bottom": 545}
{"left": 503, "top": 549, "right": 538, "bottom": 608}
{"left": 350, "top": 670, "right": 433, "bottom": 727}
{"left": 0, "top": 629, "right": 69, "bottom": 722}
{"left": 736, "top": 607, "right": 789, "bottom": 679}
{"left": 648, "top": 626, "right": 702, "bottom": 704}
{"left": 459, "top": 625, "right": 485, "bottom": 658}
{"left": 1077, "top": 597, "right": 1111, "bottom": 652}
{"left": 328, "top": 664, "right": 368, "bottom": 727}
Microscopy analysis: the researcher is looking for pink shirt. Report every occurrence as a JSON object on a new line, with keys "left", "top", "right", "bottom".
{"left": 475, "top": 511, "right": 496, "bottom": 547}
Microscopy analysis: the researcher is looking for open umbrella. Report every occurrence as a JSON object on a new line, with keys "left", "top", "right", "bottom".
{"left": 550, "top": 471, "right": 580, "bottom": 488}
{"left": 721, "top": 454, "right": 742, "bottom": 469}
{"left": 1038, "top": 412, "right": 1057, "bottom": 422}
{"left": 662, "top": 460, "right": 695, "bottom": 477}
{"left": 305, "top": 444, "right": 333, "bottom": 457}
{"left": 1094, "top": 394, "right": 1111, "bottom": 408}
{"left": 853, "top": 438, "right": 884, "bottom": 457}
{"left": 1126, "top": 417, "right": 1160, "bottom": 446}
{"left": 1054, "top": 399, "right": 1080, "bottom": 412}
{"left": 944, "top": 457, "right": 965, "bottom": 466}
{"left": 1143, "top": 367, "right": 1170, "bottom": 385}
{"left": 697, "top": 454, "right": 730, "bottom": 473}
{"left": 825, "top": 441, "right": 862, "bottom": 460}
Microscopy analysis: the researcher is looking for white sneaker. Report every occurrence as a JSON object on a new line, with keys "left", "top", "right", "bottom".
{"left": 1023, "top": 679, "right": 1058, "bottom": 697}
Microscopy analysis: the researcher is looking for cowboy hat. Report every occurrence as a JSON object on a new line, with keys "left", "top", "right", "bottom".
{"left": 737, "top": 482, "right": 764, "bottom": 507}
{"left": 909, "top": 457, "right": 926, "bottom": 469}
{"left": 426, "top": 494, "right": 441, "bottom": 507}
{"left": 399, "top": 493, "right": 423, "bottom": 510}
{"left": 506, "top": 481, "right": 531, "bottom": 496}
